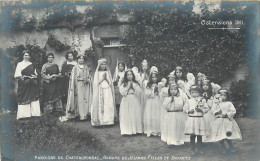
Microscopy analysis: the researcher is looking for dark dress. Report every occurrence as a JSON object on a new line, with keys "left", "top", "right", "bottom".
{"left": 41, "top": 63, "right": 63, "bottom": 113}
{"left": 17, "top": 64, "right": 39, "bottom": 105}
{"left": 60, "top": 61, "right": 77, "bottom": 105}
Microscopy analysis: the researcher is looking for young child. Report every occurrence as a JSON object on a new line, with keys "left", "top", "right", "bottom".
{"left": 139, "top": 60, "right": 150, "bottom": 127}
{"left": 143, "top": 67, "right": 161, "bottom": 137}
{"left": 174, "top": 66, "right": 186, "bottom": 83}
{"left": 119, "top": 69, "right": 143, "bottom": 135}
{"left": 160, "top": 72, "right": 176, "bottom": 142}
{"left": 211, "top": 89, "right": 242, "bottom": 154}
{"left": 201, "top": 79, "right": 215, "bottom": 142}
{"left": 185, "top": 73, "right": 196, "bottom": 98}
{"left": 162, "top": 84, "right": 188, "bottom": 145}
{"left": 183, "top": 85, "right": 209, "bottom": 155}
{"left": 113, "top": 61, "right": 127, "bottom": 121}
{"left": 91, "top": 58, "right": 116, "bottom": 126}
{"left": 177, "top": 80, "right": 186, "bottom": 94}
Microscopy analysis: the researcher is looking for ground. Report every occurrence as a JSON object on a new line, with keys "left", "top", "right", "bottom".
{"left": 1, "top": 113, "right": 260, "bottom": 161}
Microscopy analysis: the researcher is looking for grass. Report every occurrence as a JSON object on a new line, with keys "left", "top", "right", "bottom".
{"left": 7, "top": 112, "right": 107, "bottom": 160}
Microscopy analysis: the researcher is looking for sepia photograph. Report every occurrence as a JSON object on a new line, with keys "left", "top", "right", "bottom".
{"left": 0, "top": 0, "right": 260, "bottom": 161}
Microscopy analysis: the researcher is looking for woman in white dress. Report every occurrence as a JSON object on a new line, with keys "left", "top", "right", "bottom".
{"left": 91, "top": 58, "right": 116, "bottom": 126}
{"left": 14, "top": 51, "right": 41, "bottom": 119}
{"left": 64, "top": 54, "right": 92, "bottom": 121}
{"left": 119, "top": 69, "right": 143, "bottom": 135}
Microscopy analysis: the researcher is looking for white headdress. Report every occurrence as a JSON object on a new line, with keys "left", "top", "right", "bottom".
{"left": 91, "top": 58, "right": 116, "bottom": 126}
{"left": 141, "top": 59, "right": 148, "bottom": 66}
{"left": 150, "top": 66, "right": 158, "bottom": 75}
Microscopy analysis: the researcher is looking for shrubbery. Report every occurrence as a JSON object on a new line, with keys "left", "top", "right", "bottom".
{"left": 121, "top": 2, "right": 248, "bottom": 84}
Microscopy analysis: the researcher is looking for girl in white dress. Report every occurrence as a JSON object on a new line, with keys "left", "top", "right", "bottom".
{"left": 184, "top": 85, "right": 209, "bottom": 155}
{"left": 160, "top": 72, "right": 176, "bottom": 142}
{"left": 113, "top": 61, "right": 127, "bottom": 121}
{"left": 143, "top": 67, "right": 161, "bottom": 137}
{"left": 162, "top": 84, "right": 188, "bottom": 145}
{"left": 201, "top": 79, "right": 215, "bottom": 142}
{"left": 91, "top": 58, "right": 116, "bottom": 126}
{"left": 119, "top": 69, "right": 143, "bottom": 135}
{"left": 139, "top": 60, "right": 150, "bottom": 128}
{"left": 211, "top": 89, "right": 242, "bottom": 154}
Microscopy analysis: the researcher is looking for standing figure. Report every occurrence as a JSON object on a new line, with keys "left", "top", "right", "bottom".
{"left": 60, "top": 51, "right": 77, "bottom": 108}
{"left": 185, "top": 73, "right": 196, "bottom": 98}
{"left": 113, "top": 60, "right": 127, "bottom": 121}
{"left": 211, "top": 89, "right": 242, "bottom": 154}
{"left": 139, "top": 59, "right": 150, "bottom": 126}
{"left": 119, "top": 69, "right": 143, "bottom": 135}
{"left": 160, "top": 72, "right": 176, "bottom": 142}
{"left": 162, "top": 84, "right": 188, "bottom": 145}
{"left": 14, "top": 51, "right": 41, "bottom": 119}
{"left": 41, "top": 53, "right": 63, "bottom": 114}
{"left": 143, "top": 67, "right": 162, "bottom": 137}
{"left": 183, "top": 85, "right": 209, "bottom": 155}
{"left": 201, "top": 79, "right": 215, "bottom": 142}
{"left": 65, "top": 54, "right": 92, "bottom": 120}
{"left": 91, "top": 58, "right": 116, "bottom": 126}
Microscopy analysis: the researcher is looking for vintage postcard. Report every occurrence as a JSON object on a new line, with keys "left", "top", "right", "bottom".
{"left": 0, "top": 0, "right": 259, "bottom": 161}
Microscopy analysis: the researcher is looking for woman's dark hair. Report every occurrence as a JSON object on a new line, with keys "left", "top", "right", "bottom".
{"left": 118, "top": 62, "right": 126, "bottom": 70}
{"left": 146, "top": 73, "right": 160, "bottom": 89}
{"left": 174, "top": 66, "right": 186, "bottom": 83}
{"left": 47, "top": 53, "right": 54, "bottom": 58}
{"left": 122, "top": 70, "right": 139, "bottom": 87}
{"left": 77, "top": 55, "right": 86, "bottom": 61}
{"left": 22, "top": 50, "right": 30, "bottom": 56}
{"left": 201, "top": 80, "right": 213, "bottom": 99}
{"left": 65, "top": 51, "right": 75, "bottom": 60}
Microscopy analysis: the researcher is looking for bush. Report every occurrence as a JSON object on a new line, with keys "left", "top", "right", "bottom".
{"left": 230, "top": 77, "right": 251, "bottom": 117}
{"left": 122, "top": 1, "right": 248, "bottom": 83}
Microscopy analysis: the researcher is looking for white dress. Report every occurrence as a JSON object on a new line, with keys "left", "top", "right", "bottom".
{"left": 160, "top": 87, "right": 169, "bottom": 141}
{"left": 119, "top": 82, "right": 143, "bottom": 135}
{"left": 14, "top": 61, "right": 41, "bottom": 119}
{"left": 211, "top": 101, "right": 242, "bottom": 141}
{"left": 143, "top": 84, "right": 161, "bottom": 137}
{"left": 97, "top": 71, "right": 115, "bottom": 125}
{"left": 183, "top": 97, "right": 209, "bottom": 136}
{"left": 162, "top": 96, "right": 188, "bottom": 145}
{"left": 203, "top": 97, "right": 215, "bottom": 142}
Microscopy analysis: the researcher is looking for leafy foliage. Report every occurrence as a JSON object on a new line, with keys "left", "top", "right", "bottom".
{"left": 230, "top": 78, "right": 252, "bottom": 117}
{"left": 46, "top": 34, "right": 71, "bottom": 52}
{"left": 7, "top": 43, "right": 46, "bottom": 72}
{"left": 122, "top": 2, "right": 248, "bottom": 83}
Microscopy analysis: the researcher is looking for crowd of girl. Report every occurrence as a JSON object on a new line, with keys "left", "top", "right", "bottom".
{"left": 14, "top": 51, "right": 242, "bottom": 156}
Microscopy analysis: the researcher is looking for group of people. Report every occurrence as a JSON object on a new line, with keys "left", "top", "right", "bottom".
{"left": 14, "top": 51, "right": 242, "bottom": 156}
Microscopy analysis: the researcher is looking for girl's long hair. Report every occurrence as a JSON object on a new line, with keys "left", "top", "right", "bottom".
{"left": 146, "top": 73, "right": 160, "bottom": 89}
{"left": 201, "top": 81, "right": 213, "bottom": 99}
{"left": 174, "top": 67, "right": 186, "bottom": 82}
{"left": 122, "top": 70, "right": 139, "bottom": 87}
